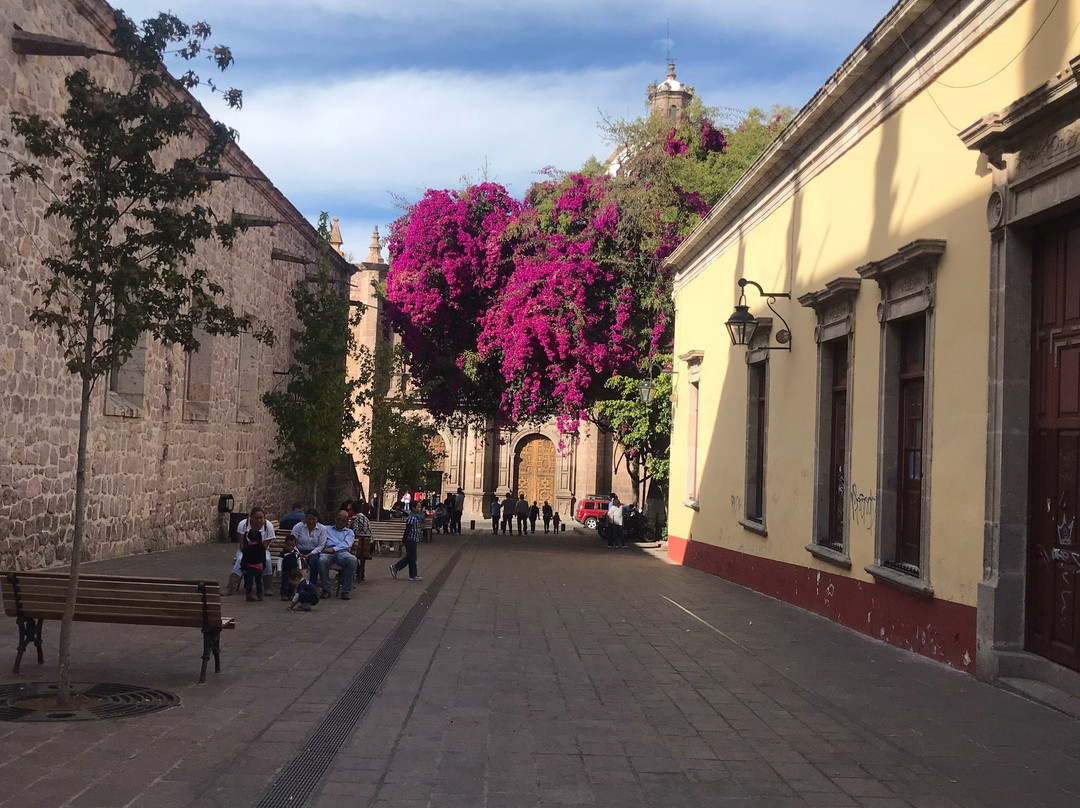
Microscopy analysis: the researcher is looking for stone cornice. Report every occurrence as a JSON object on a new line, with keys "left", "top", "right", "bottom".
{"left": 856, "top": 239, "right": 947, "bottom": 284}
{"left": 797, "top": 277, "right": 862, "bottom": 311}
{"left": 959, "top": 54, "right": 1080, "bottom": 168}
{"left": 678, "top": 350, "right": 705, "bottom": 365}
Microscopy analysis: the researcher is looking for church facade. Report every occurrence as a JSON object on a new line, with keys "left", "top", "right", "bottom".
{"left": 342, "top": 232, "right": 630, "bottom": 526}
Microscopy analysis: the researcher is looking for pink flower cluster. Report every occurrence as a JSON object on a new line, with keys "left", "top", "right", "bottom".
{"left": 663, "top": 117, "right": 727, "bottom": 158}
{"left": 386, "top": 118, "right": 726, "bottom": 427}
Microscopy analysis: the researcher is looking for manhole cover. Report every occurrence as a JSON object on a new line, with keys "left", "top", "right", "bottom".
{"left": 0, "top": 682, "right": 180, "bottom": 722}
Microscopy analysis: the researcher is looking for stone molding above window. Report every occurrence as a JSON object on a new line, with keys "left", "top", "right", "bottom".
{"left": 959, "top": 53, "right": 1080, "bottom": 173}
{"left": 798, "top": 277, "right": 861, "bottom": 343}
{"left": 856, "top": 239, "right": 946, "bottom": 323}
{"left": 679, "top": 350, "right": 704, "bottom": 382}
{"left": 745, "top": 317, "right": 773, "bottom": 365}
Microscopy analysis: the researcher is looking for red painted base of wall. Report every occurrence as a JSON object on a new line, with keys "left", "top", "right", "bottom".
{"left": 668, "top": 535, "right": 977, "bottom": 673}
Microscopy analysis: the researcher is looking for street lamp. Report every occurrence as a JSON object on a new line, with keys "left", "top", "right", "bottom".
{"left": 638, "top": 377, "right": 655, "bottom": 405}
{"left": 725, "top": 278, "right": 792, "bottom": 351}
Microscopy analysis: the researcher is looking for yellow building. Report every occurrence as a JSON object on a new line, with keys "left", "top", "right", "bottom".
{"left": 666, "top": 0, "right": 1080, "bottom": 697}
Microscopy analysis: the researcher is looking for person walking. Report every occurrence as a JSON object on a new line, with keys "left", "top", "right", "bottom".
{"left": 390, "top": 501, "right": 424, "bottom": 581}
{"left": 515, "top": 494, "right": 529, "bottom": 536}
{"left": 500, "top": 491, "right": 516, "bottom": 535}
{"left": 490, "top": 497, "right": 501, "bottom": 534}
{"left": 542, "top": 501, "right": 553, "bottom": 533}
{"left": 452, "top": 487, "right": 465, "bottom": 534}
{"left": 528, "top": 501, "right": 539, "bottom": 533}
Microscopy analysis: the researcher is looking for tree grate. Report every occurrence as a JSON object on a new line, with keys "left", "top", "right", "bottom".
{"left": 0, "top": 682, "right": 180, "bottom": 722}
{"left": 254, "top": 546, "right": 464, "bottom": 808}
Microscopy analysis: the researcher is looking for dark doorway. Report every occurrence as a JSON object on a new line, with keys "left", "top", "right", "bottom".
{"left": 1028, "top": 214, "right": 1080, "bottom": 672}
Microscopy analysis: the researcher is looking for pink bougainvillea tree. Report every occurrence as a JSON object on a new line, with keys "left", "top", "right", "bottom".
{"left": 384, "top": 102, "right": 794, "bottom": 438}
{"left": 385, "top": 182, "right": 520, "bottom": 418}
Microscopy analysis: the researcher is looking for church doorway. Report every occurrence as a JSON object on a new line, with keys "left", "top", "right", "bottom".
{"left": 513, "top": 435, "right": 555, "bottom": 507}
{"left": 427, "top": 434, "right": 447, "bottom": 501}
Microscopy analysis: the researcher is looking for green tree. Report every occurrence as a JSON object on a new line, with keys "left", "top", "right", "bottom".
{"left": 262, "top": 213, "right": 362, "bottom": 505}
{"left": 593, "top": 366, "right": 672, "bottom": 515}
{"left": 368, "top": 399, "right": 445, "bottom": 499}
{"left": 2, "top": 11, "right": 265, "bottom": 704}
{"left": 707, "top": 105, "right": 796, "bottom": 195}
{"left": 354, "top": 342, "right": 444, "bottom": 508}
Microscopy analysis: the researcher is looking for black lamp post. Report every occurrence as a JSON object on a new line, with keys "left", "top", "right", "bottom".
{"left": 725, "top": 278, "right": 792, "bottom": 351}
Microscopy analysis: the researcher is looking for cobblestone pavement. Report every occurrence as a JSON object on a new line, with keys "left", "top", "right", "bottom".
{"left": 2, "top": 530, "right": 1080, "bottom": 808}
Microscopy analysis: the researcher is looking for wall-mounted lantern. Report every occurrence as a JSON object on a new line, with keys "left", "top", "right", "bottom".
{"left": 725, "top": 278, "right": 792, "bottom": 351}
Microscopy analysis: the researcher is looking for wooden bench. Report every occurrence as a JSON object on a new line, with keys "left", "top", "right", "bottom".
{"left": 368, "top": 521, "right": 405, "bottom": 556}
{"left": 1, "top": 570, "right": 234, "bottom": 683}
{"left": 265, "top": 534, "right": 373, "bottom": 592}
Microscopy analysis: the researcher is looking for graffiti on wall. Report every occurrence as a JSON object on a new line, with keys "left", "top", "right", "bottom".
{"left": 850, "top": 483, "right": 876, "bottom": 529}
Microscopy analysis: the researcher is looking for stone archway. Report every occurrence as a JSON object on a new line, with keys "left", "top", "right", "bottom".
{"left": 513, "top": 434, "right": 555, "bottom": 507}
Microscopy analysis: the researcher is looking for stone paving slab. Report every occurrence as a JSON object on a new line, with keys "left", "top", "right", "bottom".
{"left": 1, "top": 530, "right": 1080, "bottom": 807}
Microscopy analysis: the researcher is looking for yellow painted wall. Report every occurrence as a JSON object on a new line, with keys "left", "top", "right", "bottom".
{"left": 670, "top": 0, "right": 1080, "bottom": 607}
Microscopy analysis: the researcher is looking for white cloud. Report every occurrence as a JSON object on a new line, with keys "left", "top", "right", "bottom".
{"left": 214, "top": 66, "right": 645, "bottom": 207}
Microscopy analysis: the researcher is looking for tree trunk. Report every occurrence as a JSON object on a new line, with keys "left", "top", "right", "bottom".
{"left": 57, "top": 363, "right": 94, "bottom": 706}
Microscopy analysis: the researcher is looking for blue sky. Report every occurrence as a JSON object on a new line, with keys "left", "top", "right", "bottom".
{"left": 114, "top": 0, "right": 896, "bottom": 256}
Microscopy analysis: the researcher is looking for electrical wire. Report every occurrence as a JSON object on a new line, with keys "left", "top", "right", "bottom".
{"left": 900, "top": 30, "right": 964, "bottom": 131}
{"left": 936, "top": 0, "right": 1063, "bottom": 89}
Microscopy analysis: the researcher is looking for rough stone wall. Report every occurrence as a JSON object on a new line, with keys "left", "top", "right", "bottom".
{"left": 0, "top": 0, "right": 339, "bottom": 569}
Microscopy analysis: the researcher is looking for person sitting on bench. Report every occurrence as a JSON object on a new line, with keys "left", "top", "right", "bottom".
{"left": 290, "top": 509, "right": 329, "bottom": 596}
{"left": 320, "top": 509, "right": 359, "bottom": 600}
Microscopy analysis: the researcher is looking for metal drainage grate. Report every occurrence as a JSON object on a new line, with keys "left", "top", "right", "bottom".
{"left": 255, "top": 545, "right": 465, "bottom": 808}
{"left": 0, "top": 682, "right": 180, "bottom": 722}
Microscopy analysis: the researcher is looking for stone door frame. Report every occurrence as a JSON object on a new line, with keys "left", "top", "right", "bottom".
{"left": 961, "top": 55, "right": 1080, "bottom": 696}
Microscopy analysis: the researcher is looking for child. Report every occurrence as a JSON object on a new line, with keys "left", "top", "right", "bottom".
{"left": 278, "top": 535, "right": 301, "bottom": 601}
{"left": 552, "top": 510, "right": 561, "bottom": 532}
{"left": 287, "top": 570, "right": 320, "bottom": 612}
{"left": 241, "top": 527, "right": 267, "bottom": 602}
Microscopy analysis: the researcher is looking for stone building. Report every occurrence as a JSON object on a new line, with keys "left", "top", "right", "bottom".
{"left": 666, "top": 0, "right": 1080, "bottom": 701}
{"left": 0, "top": 0, "right": 354, "bottom": 569}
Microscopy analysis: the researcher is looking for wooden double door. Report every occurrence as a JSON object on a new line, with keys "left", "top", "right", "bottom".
{"left": 1029, "top": 215, "right": 1080, "bottom": 671}
{"left": 513, "top": 435, "right": 555, "bottom": 507}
